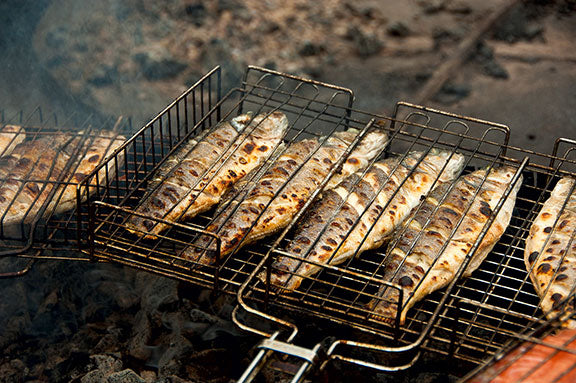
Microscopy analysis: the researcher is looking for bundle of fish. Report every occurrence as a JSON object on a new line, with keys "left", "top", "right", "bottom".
{"left": 267, "top": 149, "right": 465, "bottom": 292}
{"left": 368, "top": 166, "right": 522, "bottom": 324}
{"left": 182, "top": 128, "right": 388, "bottom": 266}
{"left": 125, "top": 112, "right": 290, "bottom": 238}
{"left": 0, "top": 129, "right": 126, "bottom": 229}
{"left": 525, "top": 177, "right": 576, "bottom": 328}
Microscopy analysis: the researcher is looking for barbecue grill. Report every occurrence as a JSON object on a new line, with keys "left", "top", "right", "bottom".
{"left": 427, "top": 137, "right": 576, "bottom": 366}
{"left": 0, "top": 108, "right": 130, "bottom": 277}
{"left": 4, "top": 65, "right": 575, "bottom": 381}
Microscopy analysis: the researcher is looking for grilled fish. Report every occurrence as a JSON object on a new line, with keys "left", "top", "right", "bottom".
{"left": 0, "top": 135, "right": 77, "bottom": 225}
{"left": 269, "top": 149, "right": 465, "bottom": 292}
{"left": 525, "top": 177, "right": 576, "bottom": 328}
{"left": 183, "top": 128, "right": 388, "bottom": 266}
{"left": 369, "top": 166, "right": 522, "bottom": 325}
{"left": 0, "top": 125, "right": 25, "bottom": 157}
{"left": 46, "top": 130, "right": 127, "bottom": 216}
{"left": 126, "top": 112, "right": 288, "bottom": 238}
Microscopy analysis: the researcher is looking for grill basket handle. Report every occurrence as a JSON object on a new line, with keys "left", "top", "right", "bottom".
{"left": 0, "top": 257, "right": 35, "bottom": 278}
{"left": 237, "top": 331, "right": 321, "bottom": 383}
{"left": 323, "top": 339, "right": 421, "bottom": 373}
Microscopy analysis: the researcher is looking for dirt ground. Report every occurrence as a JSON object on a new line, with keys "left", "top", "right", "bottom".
{"left": 26, "top": 0, "right": 576, "bottom": 156}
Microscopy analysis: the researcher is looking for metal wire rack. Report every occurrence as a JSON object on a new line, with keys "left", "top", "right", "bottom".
{"left": 232, "top": 97, "right": 527, "bottom": 375}
{"left": 78, "top": 65, "right": 370, "bottom": 290}
{"left": 0, "top": 108, "right": 130, "bottom": 271}
{"left": 425, "top": 138, "right": 576, "bottom": 366}
{"left": 78, "top": 65, "right": 576, "bottom": 378}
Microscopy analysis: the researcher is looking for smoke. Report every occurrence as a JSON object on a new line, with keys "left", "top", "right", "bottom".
{"left": 0, "top": 0, "right": 103, "bottom": 124}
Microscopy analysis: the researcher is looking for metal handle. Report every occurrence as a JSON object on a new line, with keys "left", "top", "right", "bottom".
{"left": 232, "top": 306, "right": 316, "bottom": 382}
{"left": 237, "top": 331, "right": 321, "bottom": 383}
{"left": 0, "top": 257, "right": 35, "bottom": 278}
{"left": 323, "top": 339, "right": 421, "bottom": 373}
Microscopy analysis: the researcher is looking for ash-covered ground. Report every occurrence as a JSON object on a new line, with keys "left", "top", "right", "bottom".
{"left": 1, "top": 0, "right": 575, "bottom": 382}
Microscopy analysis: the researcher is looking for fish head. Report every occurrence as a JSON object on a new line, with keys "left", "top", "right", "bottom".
{"left": 249, "top": 111, "right": 289, "bottom": 138}
{"left": 356, "top": 128, "right": 389, "bottom": 160}
{"left": 420, "top": 149, "right": 466, "bottom": 183}
{"left": 230, "top": 112, "right": 254, "bottom": 131}
{"left": 487, "top": 165, "right": 521, "bottom": 184}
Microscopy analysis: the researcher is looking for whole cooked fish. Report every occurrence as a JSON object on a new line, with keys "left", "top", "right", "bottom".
{"left": 46, "top": 130, "right": 127, "bottom": 216}
{"left": 368, "top": 166, "right": 522, "bottom": 325}
{"left": 0, "top": 124, "right": 25, "bottom": 157}
{"left": 525, "top": 177, "right": 576, "bottom": 328}
{"left": 0, "top": 135, "right": 77, "bottom": 226}
{"left": 181, "top": 128, "right": 388, "bottom": 266}
{"left": 269, "top": 149, "right": 465, "bottom": 292}
{"left": 126, "top": 112, "right": 288, "bottom": 238}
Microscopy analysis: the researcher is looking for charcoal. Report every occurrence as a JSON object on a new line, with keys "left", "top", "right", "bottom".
{"left": 90, "top": 354, "right": 123, "bottom": 374}
{"left": 492, "top": 5, "right": 544, "bottom": 43}
{"left": 107, "top": 369, "right": 146, "bottom": 383}
{"left": 88, "top": 65, "right": 119, "bottom": 87}
{"left": 434, "top": 83, "right": 471, "bottom": 104}
{"left": 346, "top": 26, "right": 383, "bottom": 58}
{"left": 133, "top": 51, "right": 187, "bottom": 81}
{"left": 184, "top": 2, "right": 206, "bottom": 26}
{"left": 298, "top": 41, "right": 325, "bottom": 57}
{"left": 474, "top": 42, "right": 509, "bottom": 79}
{"left": 82, "top": 370, "right": 107, "bottom": 383}
{"left": 387, "top": 21, "right": 411, "bottom": 37}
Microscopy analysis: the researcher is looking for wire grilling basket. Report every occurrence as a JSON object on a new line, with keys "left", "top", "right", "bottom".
{"left": 0, "top": 107, "right": 130, "bottom": 275}
{"left": 63, "top": 65, "right": 573, "bottom": 378}
{"left": 427, "top": 138, "right": 576, "bottom": 367}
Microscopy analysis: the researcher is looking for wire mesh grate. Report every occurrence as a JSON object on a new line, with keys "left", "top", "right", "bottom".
{"left": 235, "top": 98, "right": 525, "bottom": 369}
{"left": 461, "top": 311, "right": 576, "bottom": 382}
{"left": 0, "top": 107, "right": 130, "bottom": 261}
{"left": 78, "top": 66, "right": 575, "bottom": 374}
{"left": 426, "top": 139, "right": 576, "bottom": 365}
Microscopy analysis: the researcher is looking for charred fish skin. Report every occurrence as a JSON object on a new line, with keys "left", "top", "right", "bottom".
{"left": 269, "top": 149, "right": 465, "bottom": 292}
{"left": 184, "top": 138, "right": 321, "bottom": 265}
{"left": 124, "top": 113, "right": 255, "bottom": 238}
{"left": 0, "top": 135, "right": 75, "bottom": 225}
{"left": 370, "top": 166, "right": 522, "bottom": 325}
{"left": 179, "top": 111, "right": 289, "bottom": 220}
{"left": 0, "top": 125, "right": 25, "bottom": 157}
{"left": 525, "top": 177, "right": 576, "bottom": 328}
{"left": 182, "top": 129, "right": 388, "bottom": 266}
